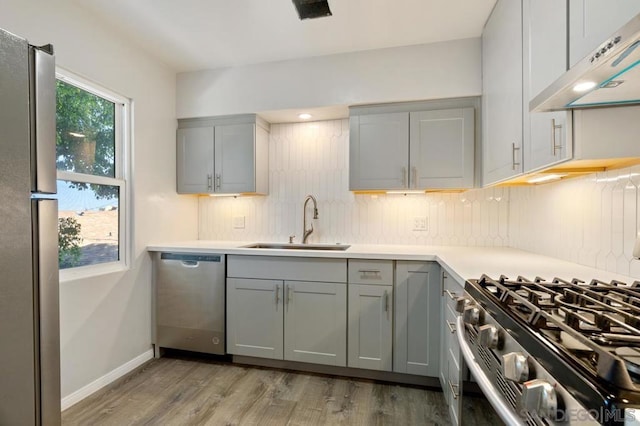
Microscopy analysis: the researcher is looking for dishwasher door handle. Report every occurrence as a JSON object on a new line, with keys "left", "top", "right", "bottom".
{"left": 180, "top": 260, "right": 199, "bottom": 268}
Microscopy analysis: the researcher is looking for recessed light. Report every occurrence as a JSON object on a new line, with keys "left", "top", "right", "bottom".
{"left": 573, "top": 81, "right": 597, "bottom": 92}
{"left": 298, "top": 113, "right": 312, "bottom": 120}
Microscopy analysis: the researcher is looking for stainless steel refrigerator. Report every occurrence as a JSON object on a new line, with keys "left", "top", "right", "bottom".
{"left": 0, "top": 27, "right": 61, "bottom": 425}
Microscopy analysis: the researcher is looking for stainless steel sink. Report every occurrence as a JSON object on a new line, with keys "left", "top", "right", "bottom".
{"left": 242, "top": 243, "right": 350, "bottom": 251}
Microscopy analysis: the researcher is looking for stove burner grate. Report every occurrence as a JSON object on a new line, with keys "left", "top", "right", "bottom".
{"left": 474, "top": 274, "right": 640, "bottom": 391}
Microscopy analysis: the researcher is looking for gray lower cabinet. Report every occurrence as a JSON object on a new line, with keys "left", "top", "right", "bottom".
{"left": 347, "top": 259, "right": 394, "bottom": 371}
{"left": 284, "top": 280, "right": 347, "bottom": 366}
{"left": 226, "top": 256, "right": 347, "bottom": 367}
{"left": 439, "top": 270, "right": 464, "bottom": 426}
{"left": 226, "top": 277, "right": 283, "bottom": 360}
{"left": 347, "top": 284, "right": 393, "bottom": 371}
{"left": 393, "top": 261, "right": 440, "bottom": 377}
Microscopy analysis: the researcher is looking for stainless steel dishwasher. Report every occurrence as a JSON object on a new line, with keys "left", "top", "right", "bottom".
{"left": 153, "top": 252, "right": 225, "bottom": 356}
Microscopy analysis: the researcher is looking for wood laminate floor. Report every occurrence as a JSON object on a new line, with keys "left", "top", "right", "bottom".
{"left": 62, "top": 353, "right": 501, "bottom": 426}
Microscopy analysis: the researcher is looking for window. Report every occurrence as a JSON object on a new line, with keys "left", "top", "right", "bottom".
{"left": 55, "top": 70, "right": 129, "bottom": 274}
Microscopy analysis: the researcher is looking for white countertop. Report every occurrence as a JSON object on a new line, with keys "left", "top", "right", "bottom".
{"left": 147, "top": 240, "right": 638, "bottom": 286}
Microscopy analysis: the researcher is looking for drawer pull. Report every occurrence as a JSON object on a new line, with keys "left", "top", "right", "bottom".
{"left": 446, "top": 321, "right": 456, "bottom": 334}
{"left": 449, "top": 381, "right": 460, "bottom": 400}
{"left": 358, "top": 269, "right": 382, "bottom": 280}
{"left": 444, "top": 289, "right": 458, "bottom": 300}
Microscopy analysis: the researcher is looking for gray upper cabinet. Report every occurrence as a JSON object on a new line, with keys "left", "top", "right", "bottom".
{"left": 410, "top": 108, "right": 474, "bottom": 189}
{"left": 177, "top": 114, "right": 269, "bottom": 195}
{"left": 349, "top": 102, "right": 476, "bottom": 191}
{"left": 349, "top": 112, "right": 409, "bottom": 190}
{"left": 394, "top": 261, "right": 440, "bottom": 377}
{"left": 482, "top": 0, "right": 523, "bottom": 186}
{"left": 214, "top": 123, "right": 257, "bottom": 193}
{"left": 523, "top": 0, "right": 572, "bottom": 172}
{"left": 176, "top": 126, "right": 214, "bottom": 194}
{"left": 569, "top": 0, "right": 640, "bottom": 67}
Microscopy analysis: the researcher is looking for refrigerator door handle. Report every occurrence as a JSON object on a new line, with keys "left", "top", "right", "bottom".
{"left": 32, "top": 198, "right": 61, "bottom": 425}
{"left": 30, "top": 46, "right": 57, "bottom": 194}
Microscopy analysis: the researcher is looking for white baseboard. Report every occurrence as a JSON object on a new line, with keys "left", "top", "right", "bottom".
{"left": 61, "top": 349, "right": 154, "bottom": 411}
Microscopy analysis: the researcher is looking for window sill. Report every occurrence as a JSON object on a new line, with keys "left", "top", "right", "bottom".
{"left": 59, "top": 261, "right": 128, "bottom": 283}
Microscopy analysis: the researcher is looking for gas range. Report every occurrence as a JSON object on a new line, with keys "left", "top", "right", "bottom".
{"left": 458, "top": 274, "right": 640, "bottom": 425}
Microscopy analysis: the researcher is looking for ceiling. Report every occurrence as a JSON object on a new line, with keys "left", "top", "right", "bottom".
{"left": 76, "top": 0, "right": 497, "bottom": 73}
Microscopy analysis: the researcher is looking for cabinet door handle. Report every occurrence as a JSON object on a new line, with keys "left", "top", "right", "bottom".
{"left": 449, "top": 381, "right": 460, "bottom": 400}
{"left": 444, "top": 289, "right": 458, "bottom": 300}
{"left": 215, "top": 173, "right": 221, "bottom": 190}
{"left": 384, "top": 290, "right": 389, "bottom": 313}
{"left": 446, "top": 320, "right": 456, "bottom": 334}
{"left": 441, "top": 271, "right": 448, "bottom": 295}
{"left": 286, "top": 285, "right": 293, "bottom": 306}
{"left": 401, "top": 167, "right": 407, "bottom": 188}
{"left": 275, "top": 284, "right": 280, "bottom": 307}
{"left": 551, "top": 119, "right": 563, "bottom": 156}
{"left": 512, "top": 143, "right": 521, "bottom": 170}
{"left": 412, "top": 167, "right": 417, "bottom": 189}
{"left": 207, "top": 174, "right": 213, "bottom": 191}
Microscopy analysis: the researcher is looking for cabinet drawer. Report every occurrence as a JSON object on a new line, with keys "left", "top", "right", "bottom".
{"left": 228, "top": 255, "right": 347, "bottom": 283}
{"left": 445, "top": 305, "right": 461, "bottom": 366}
{"left": 442, "top": 272, "right": 463, "bottom": 312}
{"left": 348, "top": 260, "right": 393, "bottom": 285}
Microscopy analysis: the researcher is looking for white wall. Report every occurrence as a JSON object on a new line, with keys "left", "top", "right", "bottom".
{"left": 0, "top": 0, "right": 198, "bottom": 399}
{"left": 177, "top": 38, "right": 482, "bottom": 119}
{"left": 200, "top": 120, "right": 510, "bottom": 247}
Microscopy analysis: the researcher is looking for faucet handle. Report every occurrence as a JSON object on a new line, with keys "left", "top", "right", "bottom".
{"left": 289, "top": 235, "right": 295, "bottom": 244}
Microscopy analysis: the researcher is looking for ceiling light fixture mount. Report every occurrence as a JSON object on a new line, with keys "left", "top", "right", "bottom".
{"left": 298, "top": 113, "right": 312, "bottom": 120}
{"left": 292, "top": 0, "right": 332, "bottom": 20}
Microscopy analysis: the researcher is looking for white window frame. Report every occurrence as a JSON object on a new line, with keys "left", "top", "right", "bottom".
{"left": 56, "top": 68, "right": 132, "bottom": 281}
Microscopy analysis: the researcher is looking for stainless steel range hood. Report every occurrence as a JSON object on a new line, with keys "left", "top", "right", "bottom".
{"left": 531, "top": 13, "right": 640, "bottom": 112}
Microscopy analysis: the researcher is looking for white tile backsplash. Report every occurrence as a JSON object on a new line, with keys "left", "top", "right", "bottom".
{"left": 509, "top": 166, "right": 640, "bottom": 278}
{"left": 198, "top": 119, "right": 640, "bottom": 279}
{"left": 199, "top": 119, "right": 509, "bottom": 247}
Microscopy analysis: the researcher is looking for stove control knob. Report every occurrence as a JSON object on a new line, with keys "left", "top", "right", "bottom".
{"left": 455, "top": 297, "right": 470, "bottom": 313}
{"left": 478, "top": 325, "right": 500, "bottom": 349}
{"left": 521, "top": 379, "right": 558, "bottom": 421}
{"left": 502, "top": 352, "right": 529, "bottom": 383}
{"left": 463, "top": 305, "right": 480, "bottom": 325}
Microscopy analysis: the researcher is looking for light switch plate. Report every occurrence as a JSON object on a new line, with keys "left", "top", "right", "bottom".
{"left": 233, "top": 216, "right": 245, "bottom": 229}
{"left": 413, "top": 216, "right": 428, "bottom": 231}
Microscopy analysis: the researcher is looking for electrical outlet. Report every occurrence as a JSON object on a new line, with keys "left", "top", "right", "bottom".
{"left": 413, "top": 216, "right": 428, "bottom": 231}
{"left": 233, "top": 216, "right": 245, "bottom": 229}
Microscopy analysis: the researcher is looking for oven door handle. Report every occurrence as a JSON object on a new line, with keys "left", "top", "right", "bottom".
{"left": 456, "top": 316, "right": 525, "bottom": 426}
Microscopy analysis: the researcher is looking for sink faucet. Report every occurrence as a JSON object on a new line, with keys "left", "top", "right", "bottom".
{"left": 302, "top": 194, "right": 319, "bottom": 244}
